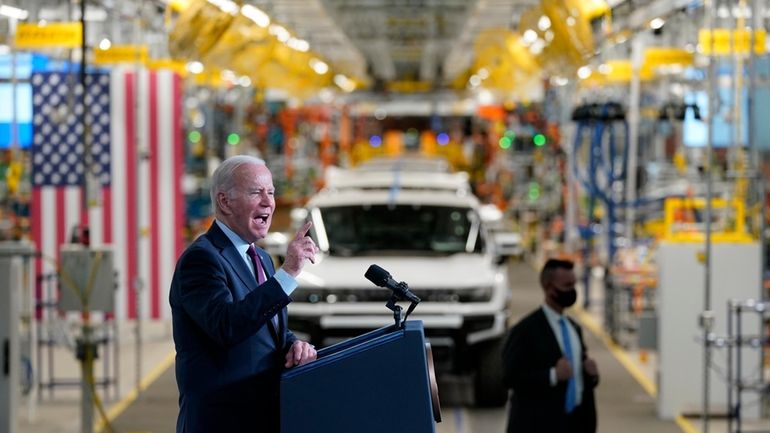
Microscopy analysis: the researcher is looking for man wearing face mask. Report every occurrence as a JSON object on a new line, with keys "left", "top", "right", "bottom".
{"left": 502, "top": 258, "right": 599, "bottom": 433}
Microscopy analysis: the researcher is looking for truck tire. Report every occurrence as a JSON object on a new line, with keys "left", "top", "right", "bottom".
{"left": 474, "top": 337, "right": 508, "bottom": 407}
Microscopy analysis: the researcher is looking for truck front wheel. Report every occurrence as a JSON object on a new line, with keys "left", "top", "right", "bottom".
{"left": 473, "top": 337, "right": 508, "bottom": 407}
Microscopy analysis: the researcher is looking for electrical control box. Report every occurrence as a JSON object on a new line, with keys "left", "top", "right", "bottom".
{"left": 58, "top": 245, "right": 115, "bottom": 312}
{"left": 657, "top": 241, "right": 761, "bottom": 420}
{"left": 1, "top": 246, "right": 25, "bottom": 433}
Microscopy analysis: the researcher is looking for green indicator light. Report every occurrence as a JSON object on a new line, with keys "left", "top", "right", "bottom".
{"left": 227, "top": 133, "right": 240, "bottom": 145}
{"left": 528, "top": 182, "right": 540, "bottom": 201}
{"left": 499, "top": 136, "right": 512, "bottom": 149}
{"left": 188, "top": 130, "right": 202, "bottom": 143}
{"left": 533, "top": 134, "right": 546, "bottom": 147}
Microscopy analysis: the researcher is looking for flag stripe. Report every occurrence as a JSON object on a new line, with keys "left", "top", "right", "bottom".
{"left": 149, "top": 71, "right": 161, "bottom": 319}
{"left": 173, "top": 73, "right": 184, "bottom": 276}
{"left": 103, "top": 187, "right": 112, "bottom": 244}
{"left": 64, "top": 187, "right": 79, "bottom": 244}
{"left": 42, "top": 187, "right": 57, "bottom": 320}
{"left": 89, "top": 205, "right": 101, "bottom": 246}
{"left": 172, "top": 72, "right": 184, "bottom": 319}
{"left": 56, "top": 188, "right": 66, "bottom": 258}
{"left": 158, "top": 71, "right": 175, "bottom": 320}
{"left": 137, "top": 70, "right": 151, "bottom": 320}
{"left": 110, "top": 69, "right": 127, "bottom": 319}
{"left": 32, "top": 187, "right": 42, "bottom": 320}
{"left": 124, "top": 72, "right": 138, "bottom": 319}
{"left": 80, "top": 192, "right": 89, "bottom": 233}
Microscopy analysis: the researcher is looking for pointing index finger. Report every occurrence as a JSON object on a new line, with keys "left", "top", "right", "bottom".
{"left": 295, "top": 221, "right": 313, "bottom": 240}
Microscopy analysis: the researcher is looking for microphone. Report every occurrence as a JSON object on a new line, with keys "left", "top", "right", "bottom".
{"left": 364, "top": 264, "right": 421, "bottom": 304}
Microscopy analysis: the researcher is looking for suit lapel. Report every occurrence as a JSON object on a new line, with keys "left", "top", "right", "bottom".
{"left": 536, "top": 309, "right": 563, "bottom": 359}
{"left": 207, "top": 223, "right": 258, "bottom": 292}
{"left": 224, "top": 246, "right": 258, "bottom": 292}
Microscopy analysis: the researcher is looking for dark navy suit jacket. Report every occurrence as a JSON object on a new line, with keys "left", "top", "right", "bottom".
{"left": 170, "top": 222, "right": 297, "bottom": 433}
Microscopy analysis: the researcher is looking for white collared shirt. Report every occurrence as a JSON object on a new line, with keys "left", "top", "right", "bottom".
{"left": 542, "top": 304, "right": 583, "bottom": 406}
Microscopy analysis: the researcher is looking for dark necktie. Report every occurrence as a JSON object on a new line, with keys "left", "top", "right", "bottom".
{"left": 246, "top": 245, "right": 265, "bottom": 284}
{"left": 559, "top": 316, "right": 577, "bottom": 413}
{"left": 246, "top": 245, "right": 278, "bottom": 328}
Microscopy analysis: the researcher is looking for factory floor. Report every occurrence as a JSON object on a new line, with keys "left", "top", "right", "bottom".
{"left": 13, "top": 261, "right": 758, "bottom": 433}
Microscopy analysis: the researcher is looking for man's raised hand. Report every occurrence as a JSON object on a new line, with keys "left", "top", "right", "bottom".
{"left": 282, "top": 221, "right": 319, "bottom": 276}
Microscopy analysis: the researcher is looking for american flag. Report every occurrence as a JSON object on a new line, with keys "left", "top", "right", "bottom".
{"left": 31, "top": 68, "right": 184, "bottom": 320}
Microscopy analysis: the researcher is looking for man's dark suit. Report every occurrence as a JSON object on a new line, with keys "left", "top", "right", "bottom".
{"left": 170, "top": 222, "right": 297, "bottom": 433}
{"left": 502, "top": 308, "right": 597, "bottom": 433}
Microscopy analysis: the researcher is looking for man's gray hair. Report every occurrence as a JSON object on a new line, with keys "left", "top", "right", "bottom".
{"left": 210, "top": 155, "right": 266, "bottom": 214}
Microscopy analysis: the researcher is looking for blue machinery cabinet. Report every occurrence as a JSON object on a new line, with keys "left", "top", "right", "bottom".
{"left": 281, "top": 321, "right": 442, "bottom": 433}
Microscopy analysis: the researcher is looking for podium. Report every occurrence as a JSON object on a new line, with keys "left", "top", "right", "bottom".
{"left": 280, "top": 320, "right": 441, "bottom": 433}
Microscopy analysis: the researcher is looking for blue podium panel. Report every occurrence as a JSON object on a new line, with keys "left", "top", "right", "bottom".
{"left": 281, "top": 321, "right": 439, "bottom": 433}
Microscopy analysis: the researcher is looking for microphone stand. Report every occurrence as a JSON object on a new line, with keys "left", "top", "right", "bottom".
{"left": 385, "top": 281, "right": 421, "bottom": 329}
{"left": 386, "top": 295, "right": 403, "bottom": 329}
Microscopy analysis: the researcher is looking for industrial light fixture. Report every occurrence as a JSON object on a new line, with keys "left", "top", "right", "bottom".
{"left": 241, "top": 4, "right": 270, "bottom": 27}
{"left": 238, "top": 76, "right": 252, "bottom": 87}
{"left": 186, "top": 61, "right": 204, "bottom": 74}
{"left": 577, "top": 66, "right": 592, "bottom": 80}
{"left": 98, "top": 38, "right": 111, "bottom": 50}
{"left": 522, "top": 29, "right": 538, "bottom": 46}
{"left": 269, "top": 24, "right": 290, "bottom": 42}
{"left": 333, "top": 74, "right": 355, "bottom": 92}
{"left": 309, "top": 58, "right": 329, "bottom": 75}
{"left": 220, "top": 69, "right": 237, "bottom": 82}
{"left": 537, "top": 15, "right": 551, "bottom": 31}
{"left": 288, "top": 37, "right": 310, "bottom": 52}
{"left": 717, "top": 5, "right": 730, "bottom": 19}
{"left": 207, "top": 0, "right": 238, "bottom": 15}
{"left": 0, "top": 5, "right": 29, "bottom": 20}
{"left": 529, "top": 39, "right": 546, "bottom": 55}
{"left": 649, "top": 17, "right": 665, "bottom": 30}
{"left": 550, "top": 76, "right": 569, "bottom": 86}
{"left": 476, "top": 89, "right": 494, "bottom": 105}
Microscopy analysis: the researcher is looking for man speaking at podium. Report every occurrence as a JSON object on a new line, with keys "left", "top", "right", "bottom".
{"left": 170, "top": 155, "right": 319, "bottom": 433}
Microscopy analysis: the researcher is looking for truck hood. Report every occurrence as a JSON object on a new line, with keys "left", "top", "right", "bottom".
{"left": 296, "top": 254, "right": 497, "bottom": 289}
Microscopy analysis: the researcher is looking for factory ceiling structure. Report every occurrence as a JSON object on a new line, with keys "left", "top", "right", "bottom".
{"left": 7, "top": 0, "right": 712, "bottom": 98}
{"left": 248, "top": 0, "right": 540, "bottom": 89}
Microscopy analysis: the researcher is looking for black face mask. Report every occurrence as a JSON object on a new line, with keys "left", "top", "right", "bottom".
{"left": 552, "top": 287, "right": 577, "bottom": 308}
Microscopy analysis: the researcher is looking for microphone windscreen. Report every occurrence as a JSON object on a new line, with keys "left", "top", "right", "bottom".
{"left": 364, "top": 264, "right": 390, "bottom": 287}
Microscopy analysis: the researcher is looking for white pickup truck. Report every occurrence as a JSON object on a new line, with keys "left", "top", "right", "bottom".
{"left": 266, "top": 162, "right": 515, "bottom": 406}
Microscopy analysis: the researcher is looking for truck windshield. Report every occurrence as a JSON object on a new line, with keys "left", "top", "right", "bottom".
{"left": 317, "top": 204, "right": 481, "bottom": 256}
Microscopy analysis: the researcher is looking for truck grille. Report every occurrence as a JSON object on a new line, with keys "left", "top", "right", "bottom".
{"left": 291, "top": 287, "right": 491, "bottom": 303}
